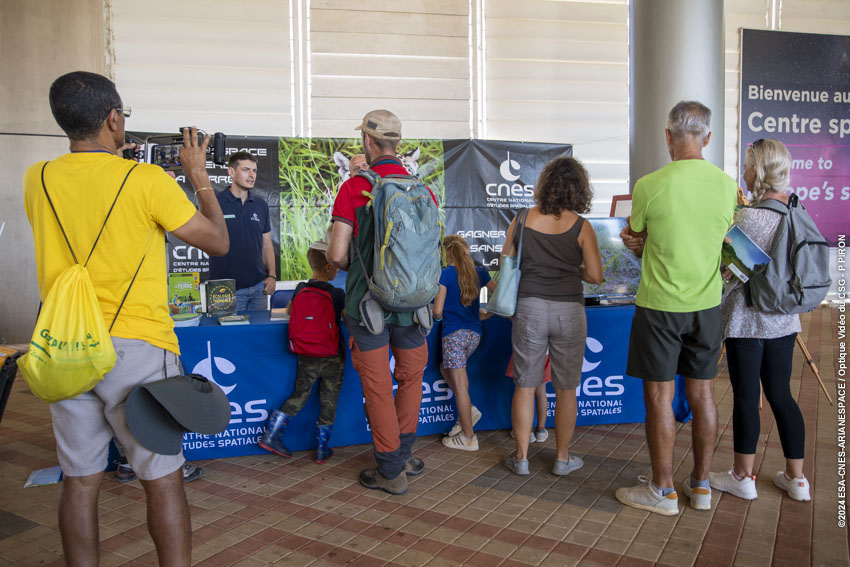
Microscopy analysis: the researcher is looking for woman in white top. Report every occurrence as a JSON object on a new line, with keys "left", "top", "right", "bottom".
{"left": 709, "top": 139, "right": 810, "bottom": 502}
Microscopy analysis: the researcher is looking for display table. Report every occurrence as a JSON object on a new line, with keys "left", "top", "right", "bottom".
{"left": 175, "top": 306, "right": 690, "bottom": 460}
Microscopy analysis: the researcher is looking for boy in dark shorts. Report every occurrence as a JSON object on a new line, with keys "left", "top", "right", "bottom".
{"left": 259, "top": 241, "right": 345, "bottom": 463}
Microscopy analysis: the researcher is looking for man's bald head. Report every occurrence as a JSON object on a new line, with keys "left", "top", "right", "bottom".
{"left": 349, "top": 154, "right": 368, "bottom": 176}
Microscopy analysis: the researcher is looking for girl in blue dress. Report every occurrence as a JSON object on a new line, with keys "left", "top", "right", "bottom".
{"left": 433, "top": 235, "right": 497, "bottom": 451}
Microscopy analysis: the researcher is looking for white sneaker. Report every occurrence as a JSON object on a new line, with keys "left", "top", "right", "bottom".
{"left": 680, "top": 477, "right": 712, "bottom": 510}
{"left": 510, "top": 429, "right": 536, "bottom": 443}
{"left": 534, "top": 428, "right": 548, "bottom": 443}
{"left": 442, "top": 432, "right": 479, "bottom": 451}
{"left": 773, "top": 471, "right": 811, "bottom": 501}
{"left": 709, "top": 469, "right": 757, "bottom": 500}
{"left": 448, "top": 406, "right": 482, "bottom": 437}
{"left": 615, "top": 477, "right": 679, "bottom": 516}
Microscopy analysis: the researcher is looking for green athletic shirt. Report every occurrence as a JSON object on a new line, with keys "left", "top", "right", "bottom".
{"left": 630, "top": 159, "right": 737, "bottom": 313}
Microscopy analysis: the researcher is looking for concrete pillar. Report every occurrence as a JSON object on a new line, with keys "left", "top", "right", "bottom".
{"left": 0, "top": 0, "right": 106, "bottom": 344}
{"left": 629, "top": 0, "right": 726, "bottom": 188}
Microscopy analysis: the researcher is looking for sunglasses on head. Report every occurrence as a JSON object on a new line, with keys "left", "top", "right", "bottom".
{"left": 751, "top": 138, "right": 764, "bottom": 149}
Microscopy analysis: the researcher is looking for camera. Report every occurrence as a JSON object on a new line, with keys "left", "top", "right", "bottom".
{"left": 124, "top": 129, "right": 227, "bottom": 171}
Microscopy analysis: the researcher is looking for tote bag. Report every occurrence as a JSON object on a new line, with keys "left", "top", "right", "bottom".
{"left": 485, "top": 209, "right": 527, "bottom": 318}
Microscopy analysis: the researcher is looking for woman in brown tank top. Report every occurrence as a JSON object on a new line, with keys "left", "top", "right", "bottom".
{"left": 499, "top": 157, "right": 603, "bottom": 477}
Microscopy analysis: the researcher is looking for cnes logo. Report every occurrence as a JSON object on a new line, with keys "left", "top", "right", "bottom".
{"left": 486, "top": 151, "right": 534, "bottom": 198}
{"left": 192, "top": 341, "right": 268, "bottom": 424}
{"left": 580, "top": 337, "right": 624, "bottom": 397}
{"left": 499, "top": 151, "right": 521, "bottom": 182}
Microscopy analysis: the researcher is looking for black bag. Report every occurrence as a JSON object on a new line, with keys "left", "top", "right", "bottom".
{"left": 0, "top": 347, "right": 21, "bottom": 424}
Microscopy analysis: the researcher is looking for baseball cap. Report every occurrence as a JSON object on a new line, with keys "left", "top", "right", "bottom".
{"left": 355, "top": 110, "right": 402, "bottom": 142}
{"left": 308, "top": 227, "right": 333, "bottom": 252}
{"left": 126, "top": 374, "right": 231, "bottom": 455}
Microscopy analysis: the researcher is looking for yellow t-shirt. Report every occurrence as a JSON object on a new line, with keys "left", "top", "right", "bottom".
{"left": 24, "top": 153, "right": 197, "bottom": 354}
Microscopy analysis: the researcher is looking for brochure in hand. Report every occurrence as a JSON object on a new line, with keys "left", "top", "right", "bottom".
{"left": 722, "top": 226, "right": 771, "bottom": 283}
{"left": 205, "top": 279, "right": 237, "bottom": 316}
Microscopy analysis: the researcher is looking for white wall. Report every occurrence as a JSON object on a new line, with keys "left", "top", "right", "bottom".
{"left": 0, "top": 0, "right": 107, "bottom": 345}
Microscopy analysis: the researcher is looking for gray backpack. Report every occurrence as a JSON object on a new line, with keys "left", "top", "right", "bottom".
{"left": 354, "top": 170, "right": 443, "bottom": 314}
{"left": 744, "top": 194, "right": 831, "bottom": 314}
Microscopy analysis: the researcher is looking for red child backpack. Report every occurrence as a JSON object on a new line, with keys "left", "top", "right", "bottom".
{"left": 287, "top": 285, "right": 340, "bottom": 357}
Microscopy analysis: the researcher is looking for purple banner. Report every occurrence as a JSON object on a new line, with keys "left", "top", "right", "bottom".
{"left": 740, "top": 29, "right": 850, "bottom": 245}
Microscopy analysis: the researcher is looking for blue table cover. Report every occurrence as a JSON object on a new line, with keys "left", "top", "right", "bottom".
{"left": 176, "top": 306, "right": 691, "bottom": 460}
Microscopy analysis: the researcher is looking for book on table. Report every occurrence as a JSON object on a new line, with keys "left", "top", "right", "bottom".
{"left": 205, "top": 279, "right": 237, "bottom": 316}
{"left": 218, "top": 314, "right": 250, "bottom": 326}
{"left": 168, "top": 272, "right": 201, "bottom": 314}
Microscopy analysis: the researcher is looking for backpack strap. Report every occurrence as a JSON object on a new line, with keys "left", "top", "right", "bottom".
{"left": 39, "top": 160, "right": 147, "bottom": 332}
{"left": 510, "top": 208, "right": 529, "bottom": 263}
{"left": 40, "top": 161, "right": 139, "bottom": 266}
{"left": 755, "top": 196, "right": 790, "bottom": 216}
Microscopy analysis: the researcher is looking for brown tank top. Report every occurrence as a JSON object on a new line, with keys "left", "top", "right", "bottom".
{"left": 513, "top": 215, "right": 584, "bottom": 303}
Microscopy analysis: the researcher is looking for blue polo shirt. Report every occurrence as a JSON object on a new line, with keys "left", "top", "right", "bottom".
{"left": 208, "top": 187, "right": 271, "bottom": 290}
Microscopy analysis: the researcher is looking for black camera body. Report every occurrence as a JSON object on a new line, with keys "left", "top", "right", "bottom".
{"left": 125, "top": 130, "right": 227, "bottom": 171}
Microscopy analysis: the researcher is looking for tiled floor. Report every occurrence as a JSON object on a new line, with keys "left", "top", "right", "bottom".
{"left": 0, "top": 305, "right": 847, "bottom": 566}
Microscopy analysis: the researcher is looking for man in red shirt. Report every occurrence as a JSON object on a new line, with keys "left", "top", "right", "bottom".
{"left": 327, "top": 110, "right": 436, "bottom": 495}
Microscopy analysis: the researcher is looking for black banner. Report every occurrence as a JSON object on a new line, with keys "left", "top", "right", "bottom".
{"left": 443, "top": 139, "right": 572, "bottom": 267}
{"left": 128, "top": 132, "right": 281, "bottom": 280}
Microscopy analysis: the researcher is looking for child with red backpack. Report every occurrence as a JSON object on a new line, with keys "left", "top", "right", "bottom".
{"left": 259, "top": 242, "right": 345, "bottom": 463}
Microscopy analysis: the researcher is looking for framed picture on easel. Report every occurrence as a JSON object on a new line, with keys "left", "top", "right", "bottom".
{"left": 609, "top": 194, "right": 632, "bottom": 217}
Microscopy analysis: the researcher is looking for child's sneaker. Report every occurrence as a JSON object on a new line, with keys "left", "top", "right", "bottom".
{"left": 510, "top": 429, "right": 536, "bottom": 443}
{"left": 773, "top": 471, "right": 811, "bottom": 501}
{"left": 534, "top": 428, "right": 548, "bottom": 443}
{"left": 442, "top": 432, "right": 479, "bottom": 451}
{"left": 447, "top": 406, "right": 482, "bottom": 437}
{"left": 681, "top": 477, "right": 712, "bottom": 510}
{"left": 709, "top": 469, "right": 757, "bottom": 500}
{"left": 615, "top": 477, "right": 679, "bottom": 516}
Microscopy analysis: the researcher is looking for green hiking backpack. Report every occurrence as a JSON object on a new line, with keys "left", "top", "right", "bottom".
{"left": 353, "top": 169, "right": 443, "bottom": 314}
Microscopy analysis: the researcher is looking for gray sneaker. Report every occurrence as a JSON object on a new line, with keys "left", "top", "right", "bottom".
{"left": 183, "top": 463, "right": 203, "bottom": 483}
{"left": 359, "top": 468, "right": 409, "bottom": 495}
{"left": 551, "top": 455, "right": 583, "bottom": 476}
{"left": 502, "top": 453, "right": 529, "bottom": 476}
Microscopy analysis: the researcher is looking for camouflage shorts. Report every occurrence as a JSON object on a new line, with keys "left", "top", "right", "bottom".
{"left": 281, "top": 354, "right": 345, "bottom": 424}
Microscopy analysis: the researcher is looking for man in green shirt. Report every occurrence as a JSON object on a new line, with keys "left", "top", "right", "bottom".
{"left": 616, "top": 101, "right": 737, "bottom": 516}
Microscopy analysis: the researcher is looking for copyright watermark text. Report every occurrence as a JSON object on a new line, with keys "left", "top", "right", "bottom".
{"left": 837, "top": 233, "right": 846, "bottom": 528}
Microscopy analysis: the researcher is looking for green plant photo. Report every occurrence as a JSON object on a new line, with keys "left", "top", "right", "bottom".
{"left": 277, "top": 137, "right": 445, "bottom": 281}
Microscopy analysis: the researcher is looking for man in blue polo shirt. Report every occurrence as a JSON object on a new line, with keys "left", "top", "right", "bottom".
{"left": 208, "top": 151, "right": 276, "bottom": 311}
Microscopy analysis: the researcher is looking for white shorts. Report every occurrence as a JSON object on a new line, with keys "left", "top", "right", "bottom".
{"left": 49, "top": 337, "right": 185, "bottom": 480}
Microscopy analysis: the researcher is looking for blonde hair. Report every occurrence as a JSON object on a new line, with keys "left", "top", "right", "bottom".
{"left": 443, "top": 235, "right": 478, "bottom": 307}
{"left": 746, "top": 139, "right": 792, "bottom": 204}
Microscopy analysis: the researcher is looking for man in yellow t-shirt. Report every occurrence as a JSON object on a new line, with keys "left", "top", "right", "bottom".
{"left": 23, "top": 71, "right": 229, "bottom": 566}
{"left": 615, "top": 101, "right": 737, "bottom": 516}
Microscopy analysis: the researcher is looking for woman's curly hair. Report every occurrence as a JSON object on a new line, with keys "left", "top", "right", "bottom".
{"left": 534, "top": 156, "right": 593, "bottom": 216}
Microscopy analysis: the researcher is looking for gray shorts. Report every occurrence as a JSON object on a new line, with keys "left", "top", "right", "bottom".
{"left": 49, "top": 338, "right": 185, "bottom": 480}
{"left": 511, "top": 297, "right": 586, "bottom": 390}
